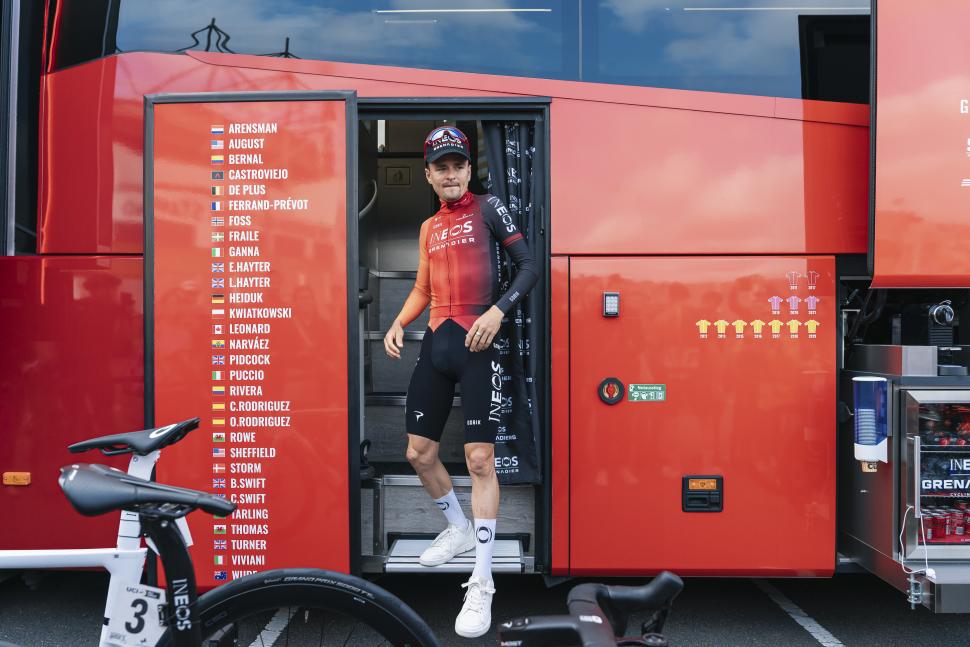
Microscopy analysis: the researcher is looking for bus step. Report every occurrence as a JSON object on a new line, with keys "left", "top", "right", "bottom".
{"left": 385, "top": 536, "right": 528, "bottom": 573}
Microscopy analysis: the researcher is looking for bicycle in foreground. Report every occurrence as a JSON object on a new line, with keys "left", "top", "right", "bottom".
{"left": 4, "top": 417, "right": 683, "bottom": 645}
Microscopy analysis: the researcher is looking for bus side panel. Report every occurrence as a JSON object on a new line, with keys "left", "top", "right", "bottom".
{"left": 550, "top": 256, "right": 570, "bottom": 575}
{"left": 37, "top": 53, "right": 496, "bottom": 255}
{"left": 551, "top": 99, "right": 869, "bottom": 256}
{"left": 569, "top": 256, "right": 836, "bottom": 576}
{"left": 0, "top": 256, "right": 142, "bottom": 548}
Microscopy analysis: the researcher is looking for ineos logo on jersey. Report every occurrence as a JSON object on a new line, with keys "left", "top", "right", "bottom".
{"left": 414, "top": 411, "right": 424, "bottom": 421}
{"left": 477, "top": 526, "right": 493, "bottom": 544}
{"left": 149, "top": 423, "right": 177, "bottom": 439}
{"left": 494, "top": 456, "right": 519, "bottom": 468}
{"left": 429, "top": 221, "right": 473, "bottom": 244}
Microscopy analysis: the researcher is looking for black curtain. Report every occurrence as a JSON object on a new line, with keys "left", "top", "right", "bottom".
{"left": 483, "top": 122, "right": 541, "bottom": 485}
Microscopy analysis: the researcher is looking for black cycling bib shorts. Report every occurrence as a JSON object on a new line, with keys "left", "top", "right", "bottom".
{"left": 405, "top": 319, "right": 503, "bottom": 444}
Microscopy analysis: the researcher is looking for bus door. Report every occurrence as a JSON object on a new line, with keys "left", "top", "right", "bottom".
{"left": 145, "top": 91, "right": 359, "bottom": 585}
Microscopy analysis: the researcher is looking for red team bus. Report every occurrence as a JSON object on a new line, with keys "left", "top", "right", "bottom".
{"left": 3, "top": 0, "right": 970, "bottom": 613}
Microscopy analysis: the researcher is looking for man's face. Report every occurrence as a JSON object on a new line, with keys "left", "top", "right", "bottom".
{"left": 425, "top": 154, "right": 471, "bottom": 202}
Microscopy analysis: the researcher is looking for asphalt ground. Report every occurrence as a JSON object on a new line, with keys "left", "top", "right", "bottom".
{"left": 1, "top": 570, "right": 967, "bottom": 646}
{"left": 0, "top": 572, "right": 970, "bottom": 647}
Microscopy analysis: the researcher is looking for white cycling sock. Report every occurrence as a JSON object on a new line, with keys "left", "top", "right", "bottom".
{"left": 471, "top": 518, "right": 496, "bottom": 582}
{"left": 434, "top": 489, "right": 467, "bottom": 528}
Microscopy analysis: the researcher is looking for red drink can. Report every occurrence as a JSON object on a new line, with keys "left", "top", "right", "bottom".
{"left": 953, "top": 510, "right": 966, "bottom": 536}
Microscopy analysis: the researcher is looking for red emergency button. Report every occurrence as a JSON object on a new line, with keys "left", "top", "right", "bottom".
{"left": 598, "top": 378, "right": 624, "bottom": 405}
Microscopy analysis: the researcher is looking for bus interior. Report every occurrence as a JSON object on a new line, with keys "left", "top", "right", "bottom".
{"left": 355, "top": 114, "right": 547, "bottom": 574}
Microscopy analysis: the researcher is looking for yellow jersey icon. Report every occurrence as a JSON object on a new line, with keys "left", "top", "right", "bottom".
{"left": 713, "top": 320, "right": 729, "bottom": 335}
{"left": 786, "top": 320, "right": 802, "bottom": 334}
{"left": 767, "top": 320, "right": 784, "bottom": 334}
{"left": 805, "top": 320, "right": 821, "bottom": 334}
{"left": 750, "top": 319, "right": 766, "bottom": 334}
{"left": 696, "top": 319, "right": 712, "bottom": 334}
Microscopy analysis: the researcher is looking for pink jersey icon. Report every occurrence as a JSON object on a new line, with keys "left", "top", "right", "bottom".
{"left": 786, "top": 295, "right": 801, "bottom": 314}
{"left": 768, "top": 296, "right": 783, "bottom": 314}
{"left": 805, "top": 296, "right": 820, "bottom": 314}
{"left": 806, "top": 270, "right": 819, "bottom": 290}
{"left": 785, "top": 270, "right": 801, "bottom": 291}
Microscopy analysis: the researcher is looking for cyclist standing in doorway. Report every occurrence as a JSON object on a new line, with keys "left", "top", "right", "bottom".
{"left": 384, "top": 125, "right": 538, "bottom": 638}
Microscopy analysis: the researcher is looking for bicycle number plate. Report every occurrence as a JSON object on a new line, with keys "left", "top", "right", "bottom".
{"left": 105, "top": 583, "right": 167, "bottom": 646}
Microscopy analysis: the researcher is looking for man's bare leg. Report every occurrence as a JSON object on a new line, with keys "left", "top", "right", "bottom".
{"left": 465, "top": 442, "right": 499, "bottom": 518}
{"left": 406, "top": 434, "right": 453, "bottom": 498}
{"left": 465, "top": 442, "right": 498, "bottom": 584}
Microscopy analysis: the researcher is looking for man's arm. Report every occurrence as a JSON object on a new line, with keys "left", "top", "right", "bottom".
{"left": 465, "top": 195, "right": 540, "bottom": 351}
{"left": 484, "top": 195, "right": 538, "bottom": 313}
{"left": 384, "top": 220, "right": 431, "bottom": 359}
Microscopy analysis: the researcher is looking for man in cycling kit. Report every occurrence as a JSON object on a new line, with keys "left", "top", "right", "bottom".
{"left": 384, "top": 126, "right": 538, "bottom": 638}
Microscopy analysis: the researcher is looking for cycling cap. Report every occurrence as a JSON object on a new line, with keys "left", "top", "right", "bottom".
{"left": 424, "top": 126, "right": 470, "bottom": 163}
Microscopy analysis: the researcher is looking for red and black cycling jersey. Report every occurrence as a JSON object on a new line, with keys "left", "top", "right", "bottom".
{"left": 404, "top": 191, "right": 538, "bottom": 331}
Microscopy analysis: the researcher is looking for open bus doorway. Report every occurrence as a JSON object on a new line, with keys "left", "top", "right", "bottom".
{"left": 354, "top": 108, "right": 549, "bottom": 575}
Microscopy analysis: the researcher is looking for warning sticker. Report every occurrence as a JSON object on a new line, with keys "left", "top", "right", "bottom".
{"left": 628, "top": 384, "right": 666, "bottom": 402}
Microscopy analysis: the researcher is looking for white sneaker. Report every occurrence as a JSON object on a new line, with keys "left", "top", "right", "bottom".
{"left": 455, "top": 575, "right": 495, "bottom": 638}
{"left": 419, "top": 521, "right": 475, "bottom": 567}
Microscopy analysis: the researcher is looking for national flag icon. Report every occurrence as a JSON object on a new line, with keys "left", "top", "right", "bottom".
{"left": 213, "top": 418, "right": 225, "bottom": 426}
{"left": 211, "top": 293, "right": 225, "bottom": 304}
{"left": 211, "top": 262, "right": 224, "bottom": 273}
{"left": 214, "top": 571, "right": 228, "bottom": 581}
{"left": 211, "top": 185, "right": 224, "bottom": 196}
{"left": 212, "top": 385, "right": 226, "bottom": 396}
{"left": 212, "top": 401, "right": 225, "bottom": 412}
{"left": 211, "top": 140, "right": 224, "bottom": 150}
{"left": 211, "top": 202, "right": 222, "bottom": 211}
{"left": 211, "top": 155, "right": 224, "bottom": 164}
{"left": 213, "top": 539, "right": 227, "bottom": 550}
{"left": 211, "top": 170, "right": 224, "bottom": 181}
{"left": 212, "top": 370, "right": 223, "bottom": 380}
{"left": 212, "top": 232, "right": 224, "bottom": 243}
{"left": 214, "top": 525, "right": 226, "bottom": 535}
{"left": 212, "top": 324, "right": 224, "bottom": 335}
{"left": 211, "top": 277, "right": 224, "bottom": 289}
{"left": 212, "top": 339, "right": 225, "bottom": 349}
{"left": 214, "top": 555, "right": 225, "bottom": 566}
{"left": 211, "top": 125, "right": 224, "bottom": 135}
{"left": 212, "top": 478, "right": 226, "bottom": 488}
{"left": 211, "top": 308, "right": 224, "bottom": 318}
{"left": 213, "top": 462, "right": 226, "bottom": 473}
{"left": 211, "top": 247, "right": 222, "bottom": 258}
{"left": 212, "top": 447, "right": 226, "bottom": 457}
{"left": 212, "top": 355, "right": 225, "bottom": 365}
{"left": 211, "top": 216, "right": 225, "bottom": 227}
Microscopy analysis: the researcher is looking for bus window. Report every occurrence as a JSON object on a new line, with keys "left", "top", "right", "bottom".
{"left": 49, "top": 1, "right": 869, "bottom": 104}
{"left": 53, "top": 0, "right": 579, "bottom": 81}
{"left": 582, "top": 0, "right": 869, "bottom": 103}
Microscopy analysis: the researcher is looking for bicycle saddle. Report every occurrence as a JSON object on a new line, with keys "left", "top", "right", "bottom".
{"left": 59, "top": 463, "right": 236, "bottom": 519}
{"left": 67, "top": 418, "right": 199, "bottom": 456}
{"left": 568, "top": 571, "right": 684, "bottom": 636}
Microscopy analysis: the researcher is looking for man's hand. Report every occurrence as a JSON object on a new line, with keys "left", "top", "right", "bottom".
{"left": 384, "top": 320, "right": 405, "bottom": 359}
{"left": 465, "top": 306, "right": 504, "bottom": 352}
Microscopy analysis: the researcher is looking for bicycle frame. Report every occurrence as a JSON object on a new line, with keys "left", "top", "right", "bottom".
{"left": 0, "top": 449, "right": 190, "bottom": 647}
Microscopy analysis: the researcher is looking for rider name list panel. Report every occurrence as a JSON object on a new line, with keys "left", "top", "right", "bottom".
{"left": 149, "top": 97, "right": 350, "bottom": 585}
